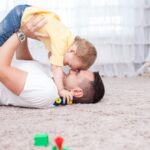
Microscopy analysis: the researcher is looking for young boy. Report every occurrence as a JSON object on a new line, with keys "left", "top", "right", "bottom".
{"left": 0, "top": 5, "right": 97, "bottom": 101}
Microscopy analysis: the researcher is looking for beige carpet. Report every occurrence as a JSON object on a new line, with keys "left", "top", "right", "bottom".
{"left": 0, "top": 77, "right": 150, "bottom": 150}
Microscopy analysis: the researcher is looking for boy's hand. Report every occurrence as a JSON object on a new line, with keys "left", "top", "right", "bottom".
{"left": 21, "top": 15, "right": 49, "bottom": 40}
{"left": 59, "top": 89, "right": 73, "bottom": 104}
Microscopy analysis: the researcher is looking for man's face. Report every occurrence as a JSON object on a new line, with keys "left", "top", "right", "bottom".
{"left": 63, "top": 70, "right": 94, "bottom": 90}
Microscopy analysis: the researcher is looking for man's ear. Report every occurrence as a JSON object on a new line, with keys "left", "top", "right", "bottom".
{"left": 71, "top": 87, "right": 83, "bottom": 98}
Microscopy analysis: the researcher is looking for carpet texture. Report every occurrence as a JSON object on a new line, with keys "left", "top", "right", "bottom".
{"left": 0, "top": 77, "right": 150, "bottom": 150}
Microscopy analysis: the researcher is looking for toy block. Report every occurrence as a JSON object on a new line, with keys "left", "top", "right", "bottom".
{"left": 52, "top": 145, "right": 58, "bottom": 150}
{"left": 34, "top": 133, "right": 49, "bottom": 147}
{"left": 53, "top": 97, "right": 64, "bottom": 106}
{"left": 55, "top": 136, "right": 64, "bottom": 150}
{"left": 53, "top": 97, "right": 74, "bottom": 106}
{"left": 56, "top": 98, "right": 62, "bottom": 104}
{"left": 62, "top": 146, "right": 69, "bottom": 150}
{"left": 68, "top": 98, "right": 73, "bottom": 105}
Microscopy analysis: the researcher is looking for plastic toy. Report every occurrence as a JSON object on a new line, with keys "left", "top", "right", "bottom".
{"left": 53, "top": 97, "right": 74, "bottom": 106}
{"left": 52, "top": 145, "right": 58, "bottom": 150}
{"left": 34, "top": 134, "right": 69, "bottom": 149}
{"left": 34, "top": 133, "right": 49, "bottom": 147}
{"left": 62, "top": 146, "right": 69, "bottom": 150}
{"left": 55, "top": 136, "right": 64, "bottom": 150}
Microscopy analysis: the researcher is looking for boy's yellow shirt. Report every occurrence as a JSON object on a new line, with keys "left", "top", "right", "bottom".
{"left": 21, "top": 6, "right": 75, "bottom": 66}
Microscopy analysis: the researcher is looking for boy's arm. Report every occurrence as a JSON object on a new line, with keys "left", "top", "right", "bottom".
{"left": 16, "top": 39, "right": 33, "bottom": 60}
{"left": 51, "top": 64, "right": 73, "bottom": 102}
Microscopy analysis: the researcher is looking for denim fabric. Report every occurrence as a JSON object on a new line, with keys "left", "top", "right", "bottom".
{"left": 0, "top": 5, "right": 30, "bottom": 46}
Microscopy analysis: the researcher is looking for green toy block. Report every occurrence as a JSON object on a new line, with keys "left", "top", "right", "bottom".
{"left": 63, "top": 146, "right": 69, "bottom": 150}
{"left": 52, "top": 145, "right": 57, "bottom": 150}
{"left": 34, "top": 133, "right": 49, "bottom": 147}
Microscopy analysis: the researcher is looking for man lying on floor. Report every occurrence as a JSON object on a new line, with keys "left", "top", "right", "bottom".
{"left": 0, "top": 16, "right": 105, "bottom": 109}
{"left": 0, "top": 35, "right": 105, "bottom": 108}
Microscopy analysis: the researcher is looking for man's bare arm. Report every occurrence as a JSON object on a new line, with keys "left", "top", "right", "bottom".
{"left": 16, "top": 15, "right": 48, "bottom": 60}
{"left": 16, "top": 39, "right": 33, "bottom": 60}
{"left": 21, "top": 15, "right": 49, "bottom": 40}
{"left": 0, "top": 34, "right": 27, "bottom": 95}
{"left": 0, "top": 16, "right": 48, "bottom": 95}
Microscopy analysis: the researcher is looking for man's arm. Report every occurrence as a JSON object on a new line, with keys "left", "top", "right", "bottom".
{"left": 0, "top": 16, "right": 48, "bottom": 95}
{"left": 21, "top": 15, "right": 49, "bottom": 40}
{"left": 16, "top": 39, "right": 33, "bottom": 60}
{"left": 0, "top": 34, "right": 27, "bottom": 95}
{"left": 16, "top": 15, "right": 48, "bottom": 60}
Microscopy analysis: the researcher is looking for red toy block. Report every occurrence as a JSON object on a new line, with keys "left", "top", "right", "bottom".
{"left": 55, "top": 136, "right": 64, "bottom": 150}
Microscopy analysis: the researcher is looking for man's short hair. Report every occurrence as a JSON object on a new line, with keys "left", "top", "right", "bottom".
{"left": 73, "top": 72, "right": 105, "bottom": 104}
{"left": 92, "top": 72, "right": 105, "bottom": 103}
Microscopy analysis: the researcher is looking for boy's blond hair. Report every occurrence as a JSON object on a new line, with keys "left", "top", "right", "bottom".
{"left": 75, "top": 36, "right": 97, "bottom": 69}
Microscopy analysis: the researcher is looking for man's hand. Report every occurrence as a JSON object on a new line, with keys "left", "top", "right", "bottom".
{"left": 59, "top": 89, "right": 73, "bottom": 104}
{"left": 21, "top": 15, "right": 49, "bottom": 40}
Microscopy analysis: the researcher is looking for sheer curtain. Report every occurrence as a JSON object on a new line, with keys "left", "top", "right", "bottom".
{"left": 0, "top": 0, "right": 150, "bottom": 76}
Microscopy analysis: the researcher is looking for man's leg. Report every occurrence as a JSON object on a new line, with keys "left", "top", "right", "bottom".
{"left": 0, "top": 5, "right": 30, "bottom": 46}
{"left": 0, "top": 34, "right": 27, "bottom": 95}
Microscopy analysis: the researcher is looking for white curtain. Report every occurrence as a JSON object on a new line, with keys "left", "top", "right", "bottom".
{"left": 0, "top": 0, "right": 150, "bottom": 76}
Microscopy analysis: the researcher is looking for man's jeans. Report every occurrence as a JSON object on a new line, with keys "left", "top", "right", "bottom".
{"left": 0, "top": 5, "right": 30, "bottom": 46}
